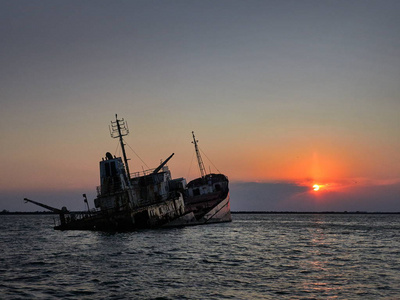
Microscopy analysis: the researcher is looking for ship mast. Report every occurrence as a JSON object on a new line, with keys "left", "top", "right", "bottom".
{"left": 192, "top": 131, "right": 206, "bottom": 178}
{"left": 110, "top": 114, "right": 131, "bottom": 179}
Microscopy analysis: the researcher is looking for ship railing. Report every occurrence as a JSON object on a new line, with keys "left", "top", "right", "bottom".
{"left": 54, "top": 209, "right": 99, "bottom": 227}
{"left": 130, "top": 168, "right": 157, "bottom": 178}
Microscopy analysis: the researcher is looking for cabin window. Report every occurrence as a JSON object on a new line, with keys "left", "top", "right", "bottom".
{"left": 105, "top": 162, "right": 111, "bottom": 177}
{"left": 104, "top": 161, "right": 117, "bottom": 177}
{"left": 110, "top": 161, "right": 117, "bottom": 176}
{"left": 215, "top": 184, "right": 221, "bottom": 191}
{"left": 193, "top": 188, "right": 200, "bottom": 196}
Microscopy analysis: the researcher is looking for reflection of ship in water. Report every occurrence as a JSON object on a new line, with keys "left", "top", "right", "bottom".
{"left": 25, "top": 115, "right": 231, "bottom": 231}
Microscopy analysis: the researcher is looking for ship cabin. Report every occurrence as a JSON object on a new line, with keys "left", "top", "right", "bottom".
{"left": 185, "top": 173, "right": 229, "bottom": 203}
{"left": 129, "top": 166, "right": 186, "bottom": 207}
{"left": 99, "top": 152, "right": 128, "bottom": 195}
{"left": 94, "top": 153, "right": 130, "bottom": 212}
{"left": 94, "top": 152, "right": 187, "bottom": 214}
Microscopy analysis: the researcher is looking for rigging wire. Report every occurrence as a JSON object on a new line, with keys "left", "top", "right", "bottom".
{"left": 199, "top": 146, "right": 221, "bottom": 174}
{"left": 114, "top": 140, "right": 120, "bottom": 157}
{"left": 186, "top": 151, "right": 196, "bottom": 181}
{"left": 124, "top": 139, "right": 150, "bottom": 169}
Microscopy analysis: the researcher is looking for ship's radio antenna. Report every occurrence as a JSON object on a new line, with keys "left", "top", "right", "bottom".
{"left": 110, "top": 114, "right": 131, "bottom": 179}
{"left": 192, "top": 131, "right": 206, "bottom": 178}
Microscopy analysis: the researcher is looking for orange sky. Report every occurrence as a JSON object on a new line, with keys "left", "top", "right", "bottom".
{"left": 1, "top": 1, "right": 400, "bottom": 212}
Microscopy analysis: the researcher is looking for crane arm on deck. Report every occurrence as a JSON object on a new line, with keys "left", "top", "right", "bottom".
{"left": 23, "top": 198, "right": 67, "bottom": 214}
{"left": 152, "top": 153, "right": 175, "bottom": 174}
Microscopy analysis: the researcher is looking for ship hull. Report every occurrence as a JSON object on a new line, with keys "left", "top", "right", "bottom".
{"left": 55, "top": 194, "right": 231, "bottom": 231}
{"left": 55, "top": 197, "right": 186, "bottom": 231}
{"left": 199, "top": 193, "right": 231, "bottom": 224}
{"left": 164, "top": 193, "right": 231, "bottom": 227}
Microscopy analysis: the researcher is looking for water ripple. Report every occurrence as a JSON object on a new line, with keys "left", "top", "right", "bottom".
{"left": 1, "top": 214, "right": 400, "bottom": 299}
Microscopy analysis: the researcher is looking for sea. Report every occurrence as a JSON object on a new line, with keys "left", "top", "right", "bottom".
{"left": 1, "top": 213, "right": 399, "bottom": 299}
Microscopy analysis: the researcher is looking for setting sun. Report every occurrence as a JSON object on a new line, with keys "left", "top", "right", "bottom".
{"left": 313, "top": 184, "right": 320, "bottom": 191}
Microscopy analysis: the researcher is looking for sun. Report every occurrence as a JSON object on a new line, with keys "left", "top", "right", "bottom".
{"left": 313, "top": 184, "right": 320, "bottom": 191}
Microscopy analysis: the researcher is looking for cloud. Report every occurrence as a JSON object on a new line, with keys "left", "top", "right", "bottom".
{"left": 230, "top": 180, "right": 400, "bottom": 212}
{"left": 230, "top": 181, "right": 308, "bottom": 211}
{"left": 2, "top": 180, "right": 399, "bottom": 213}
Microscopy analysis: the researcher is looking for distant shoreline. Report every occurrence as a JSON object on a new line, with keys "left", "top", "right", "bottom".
{"left": 1, "top": 211, "right": 58, "bottom": 215}
{"left": 1, "top": 211, "right": 399, "bottom": 215}
{"left": 232, "top": 211, "right": 400, "bottom": 214}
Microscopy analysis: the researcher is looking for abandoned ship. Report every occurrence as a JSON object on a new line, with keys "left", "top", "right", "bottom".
{"left": 25, "top": 115, "right": 231, "bottom": 231}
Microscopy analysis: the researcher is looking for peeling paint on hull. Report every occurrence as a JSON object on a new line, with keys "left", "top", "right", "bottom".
{"left": 164, "top": 193, "right": 231, "bottom": 227}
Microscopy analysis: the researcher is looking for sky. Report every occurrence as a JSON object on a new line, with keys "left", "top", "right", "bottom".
{"left": 1, "top": 0, "right": 399, "bottom": 212}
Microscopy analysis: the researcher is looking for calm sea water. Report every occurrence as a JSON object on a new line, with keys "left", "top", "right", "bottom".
{"left": 1, "top": 213, "right": 399, "bottom": 299}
